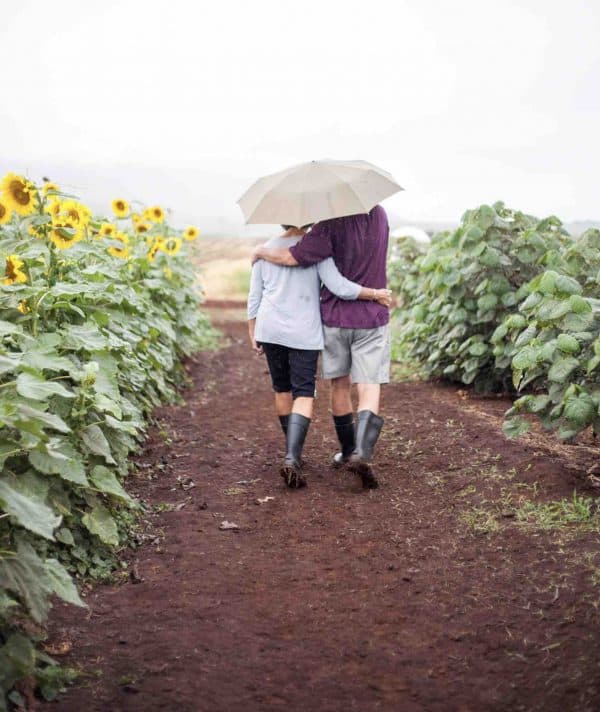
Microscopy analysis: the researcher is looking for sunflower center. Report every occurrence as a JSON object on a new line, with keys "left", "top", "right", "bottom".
{"left": 0, "top": 205, "right": 5, "bottom": 219}
{"left": 116, "top": 201, "right": 125, "bottom": 210}
{"left": 5, "top": 260, "right": 17, "bottom": 280}
{"left": 10, "top": 180, "right": 31, "bottom": 206}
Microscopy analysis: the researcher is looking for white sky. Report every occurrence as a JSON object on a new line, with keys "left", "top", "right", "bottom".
{"left": 1, "top": 0, "right": 599, "bottom": 234}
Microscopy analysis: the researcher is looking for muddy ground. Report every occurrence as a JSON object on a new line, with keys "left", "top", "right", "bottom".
{"left": 46, "top": 309, "right": 599, "bottom": 712}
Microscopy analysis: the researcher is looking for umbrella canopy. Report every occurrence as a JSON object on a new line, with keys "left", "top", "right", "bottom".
{"left": 237, "top": 159, "right": 403, "bottom": 227}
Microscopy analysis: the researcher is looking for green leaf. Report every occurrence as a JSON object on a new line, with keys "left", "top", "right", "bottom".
{"left": 554, "top": 274, "right": 582, "bottom": 295}
{"left": 468, "top": 342, "right": 488, "bottom": 356}
{"left": 587, "top": 355, "right": 600, "bottom": 373}
{"left": 0, "top": 353, "right": 21, "bottom": 375}
{"left": 0, "top": 478, "right": 61, "bottom": 539}
{"left": 15, "top": 403, "right": 70, "bottom": 433}
{"left": 547, "top": 357, "right": 579, "bottom": 383}
{"left": 90, "top": 465, "right": 134, "bottom": 503}
{"left": 503, "top": 416, "right": 531, "bottom": 438}
{"left": 563, "top": 392, "right": 595, "bottom": 426}
{"left": 80, "top": 424, "right": 115, "bottom": 464}
{"left": 0, "top": 320, "right": 23, "bottom": 337}
{"left": 44, "top": 558, "right": 86, "bottom": 608}
{"left": 0, "top": 634, "right": 36, "bottom": 690}
{"left": 22, "top": 350, "right": 74, "bottom": 373}
{"left": 0, "top": 538, "right": 52, "bottom": 622}
{"left": 514, "top": 324, "right": 537, "bottom": 348}
{"left": 562, "top": 310, "right": 593, "bottom": 332}
{"left": 568, "top": 294, "right": 591, "bottom": 314}
{"left": 477, "top": 294, "right": 498, "bottom": 312}
{"left": 539, "top": 271, "right": 558, "bottom": 294}
{"left": 62, "top": 323, "right": 107, "bottom": 351}
{"left": 513, "top": 346, "right": 537, "bottom": 370}
{"left": 476, "top": 205, "right": 496, "bottom": 230}
{"left": 16, "top": 372, "right": 75, "bottom": 401}
{"left": 29, "top": 446, "right": 88, "bottom": 486}
{"left": 556, "top": 333, "right": 580, "bottom": 354}
{"left": 81, "top": 503, "right": 119, "bottom": 546}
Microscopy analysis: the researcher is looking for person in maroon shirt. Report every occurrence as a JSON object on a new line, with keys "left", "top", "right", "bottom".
{"left": 252, "top": 205, "right": 391, "bottom": 489}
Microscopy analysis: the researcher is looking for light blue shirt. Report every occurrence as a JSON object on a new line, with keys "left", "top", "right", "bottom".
{"left": 247, "top": 235, "right": 362, "bottom": 350}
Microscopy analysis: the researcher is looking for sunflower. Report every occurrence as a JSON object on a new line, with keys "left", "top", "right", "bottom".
{"left": 49, "top": 220, "right": 85, "bottom": 250}
{"left": 107, "top": 232, "right": 130, "bottom": 259}
{"left": 131, "top": 212, "right": 141, "bottom": 224}
{"left": 27, "top": 224, "right": 45, "bottom": 239}
{"left": 1, "top": 173, "right": 38, "bottom": 216}
{"left": 0, "top": 200, "right": 12, "bottom": 225}
{"left": 4, "top": 254, "right": 28, "bottom": 285}
{"left": 159, "top": 236, "right": 182, "bottom": 256}
{"left": 45, "top": 198, "right": 62, "bottom": 218}
{"left": 61, "top": 199, "right": 91, "bottom": 227}
{"left": 183, "top": 226, "right": 199, "bottom": 241}
{"left": 42, "top": 181, "right": 59, "bottom": 196}
{"left": 147, "top": 237, "right": 164, "bottom": 262}
{"left": 135, "top": 220, "right": 151, "bottom": 234}
{"left": 112, "top": 198, "right": 129, "bottom": 218}
{"left": 97, "top": 222, "right": 117, "bottom": 239}
{"left": 144, "top": 205, "right": 165, "bottom": 223}
{"left": 18, "top": 300, "right": 30, "bottom": 314}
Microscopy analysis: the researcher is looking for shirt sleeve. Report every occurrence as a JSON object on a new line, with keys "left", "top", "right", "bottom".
{"left": 289, "top": 221, "right": 333, "bottom": 266}
{"left": 247, "top": 262, "right": 263, "bottom": 319}
{"left": 317, "top": 257, "right": 362, "bottom": 300}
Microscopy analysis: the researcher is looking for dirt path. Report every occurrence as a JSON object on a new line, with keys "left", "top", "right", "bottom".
{"left": 47, "top": 312, "right": 599, "bottom": 712}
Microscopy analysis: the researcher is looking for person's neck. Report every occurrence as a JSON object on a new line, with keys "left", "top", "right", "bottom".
{"left": 283, "top": 229, "right": 304, "bottom": 238}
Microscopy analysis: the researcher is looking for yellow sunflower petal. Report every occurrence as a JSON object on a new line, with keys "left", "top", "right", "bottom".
{"left": 4, "top": 254, "right": 28, "bottom": 285}
{"left": 0, "top": 200, "right": 12, "bottom": 225}
{"left": 42, "top": 181, "right": 59, "bottom": 196}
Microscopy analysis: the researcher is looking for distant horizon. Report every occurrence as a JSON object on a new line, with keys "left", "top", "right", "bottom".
{"left": 4, "top": 155, "right": 599, "bottom": 240}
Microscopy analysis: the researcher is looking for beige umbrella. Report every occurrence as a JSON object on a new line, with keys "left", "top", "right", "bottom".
{"left": 237, "top": 159, "right": 403, "bottom": 227}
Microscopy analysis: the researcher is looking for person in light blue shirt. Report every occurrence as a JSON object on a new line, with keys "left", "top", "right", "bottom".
{"left": 247, "top": 224, "right": 391, "bottom": 488}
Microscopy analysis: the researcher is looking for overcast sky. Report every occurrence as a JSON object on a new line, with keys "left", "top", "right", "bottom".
{"left": 2, "top": 0, "right": 598, "bottom": 233}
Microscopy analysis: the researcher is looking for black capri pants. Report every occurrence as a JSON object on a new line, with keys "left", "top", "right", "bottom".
{"left": 260, "top": 342, "right": 320, "bottom": 399}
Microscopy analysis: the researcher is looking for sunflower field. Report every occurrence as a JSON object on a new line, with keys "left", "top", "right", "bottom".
{"left": 0, "top": 174, "right": 215, "bottom": 707}
{"left": 389, "top": 202, "right": 600, "bottom": 441}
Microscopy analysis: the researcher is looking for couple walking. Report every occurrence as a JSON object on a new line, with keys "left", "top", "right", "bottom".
{"left": 247, "top": 204, "right": 392, "bottom": 490}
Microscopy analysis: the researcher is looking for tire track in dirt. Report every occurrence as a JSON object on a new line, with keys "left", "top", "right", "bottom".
{"left": 47, "top": 314, "right": 599, "bottom": 712}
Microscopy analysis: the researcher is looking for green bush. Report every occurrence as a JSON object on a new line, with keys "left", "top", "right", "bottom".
{"left": 390, "top": 202, "right": 571, "bottom": 391}
{"left": 389, "top": 207, "right": 599, "bottom": 440}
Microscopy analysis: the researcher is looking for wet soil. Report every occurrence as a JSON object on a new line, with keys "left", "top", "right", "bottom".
{"left": 46, "top": 311, "right": 599, "bottom": 712}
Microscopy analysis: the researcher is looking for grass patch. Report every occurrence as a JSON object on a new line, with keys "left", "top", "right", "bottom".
{"left": 460, "top": 507, "right": 499, "bottom": 535}
{"left": 515, "top": 491, "right": 600, "bottom": 532}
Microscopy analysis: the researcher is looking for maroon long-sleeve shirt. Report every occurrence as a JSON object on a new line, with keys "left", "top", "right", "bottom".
{"left": 289, "top": 205, "right": 390, "bottom": 329}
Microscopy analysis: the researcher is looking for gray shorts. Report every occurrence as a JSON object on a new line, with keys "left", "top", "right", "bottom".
{"left": 322, "top": 325, "right": 391, "bottom": 384}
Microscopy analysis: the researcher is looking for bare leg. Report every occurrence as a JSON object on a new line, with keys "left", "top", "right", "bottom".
{"left": 292, "top": 396, "right": 313, "bottom": 419}
{"left": 275, "top": 391, "right": 293, "bottom": 416}
{"left": 356, "top": 383, "right": 381, "bottom": 415}
{"left": 331, "top": 375, "right": 352, "bottom": 416}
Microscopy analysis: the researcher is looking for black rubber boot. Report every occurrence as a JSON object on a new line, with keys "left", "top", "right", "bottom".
{"left": 278, "top": 414, "right": 289, "bottom": 435}
{"left": 349, "top": 410, "right": 384, "bottom": 489}
{"left": 280, "top": 413, "right": 310, "bottom": 489}
{"left": 332, "top": 413, "right": 355, "bottom": 467}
